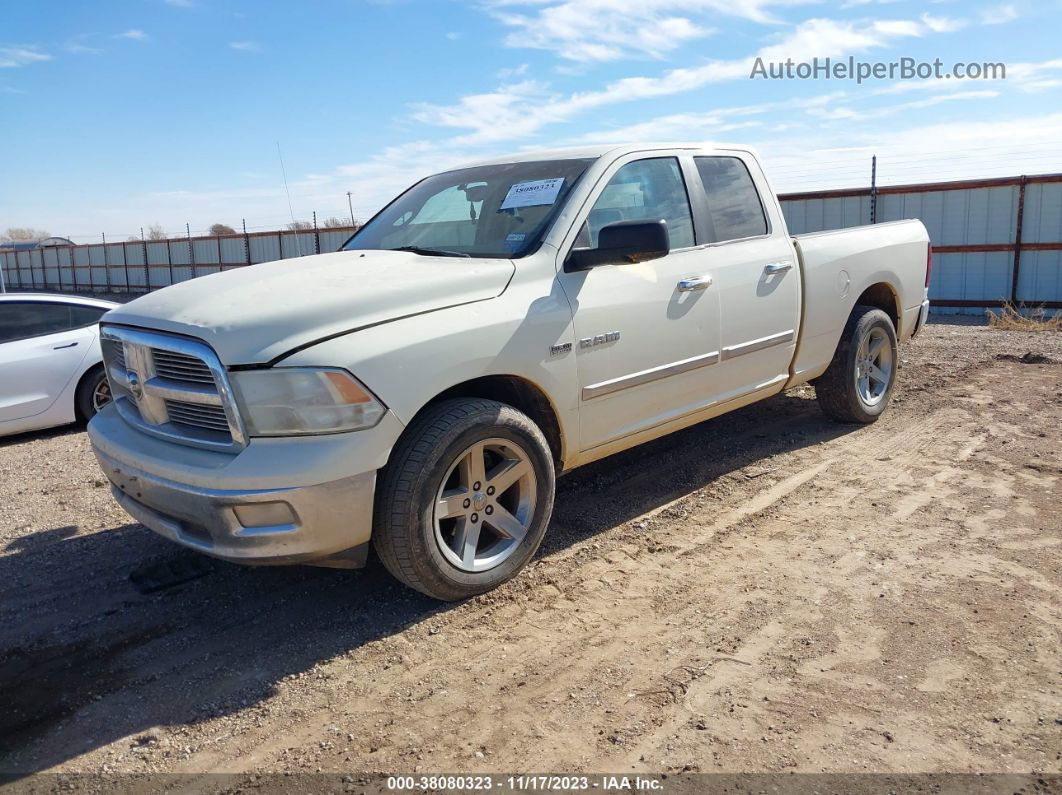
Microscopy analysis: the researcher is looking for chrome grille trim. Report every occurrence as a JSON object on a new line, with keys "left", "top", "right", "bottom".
{"left": 100, "top": 325, "right": 247, "bottom": 452}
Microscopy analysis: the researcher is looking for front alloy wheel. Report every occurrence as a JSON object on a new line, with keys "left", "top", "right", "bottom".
{"left": 373, "top": 398, "right": 555, "bottom": 601}
{"left": 434, "top": 438, "right": 537, "bottom": 573}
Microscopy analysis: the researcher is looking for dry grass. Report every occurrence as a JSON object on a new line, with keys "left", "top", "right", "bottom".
{"left": 986, "top": 301, "right": 1062, "bottom": 332}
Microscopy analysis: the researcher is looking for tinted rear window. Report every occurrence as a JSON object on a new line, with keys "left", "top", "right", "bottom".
{"left": 694, "top": 157, "right": 768, "bottom": 242}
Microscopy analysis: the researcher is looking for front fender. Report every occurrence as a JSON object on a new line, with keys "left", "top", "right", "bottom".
{"left": 276, "top": 274, "right": 580, "bottom": 465}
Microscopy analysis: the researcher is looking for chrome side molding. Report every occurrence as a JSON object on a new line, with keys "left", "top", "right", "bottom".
{"left": 721, "top": 330, "right": 795, "bottom": 361}
{"left": 582, "top": 350, "right": 721, "bottom": 401}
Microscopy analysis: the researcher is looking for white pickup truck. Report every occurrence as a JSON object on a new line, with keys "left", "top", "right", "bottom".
{"left": 89, "top": 144, "right": 931, "bottom": 600}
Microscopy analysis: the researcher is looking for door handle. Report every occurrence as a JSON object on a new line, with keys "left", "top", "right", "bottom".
{"left": 53, "top": 342, "right": 79, "bottom": 350}
{"left": 677, "top": 275, "right": 713, "bottom": 292}
{"left": 764, "top": 261, "right": 793, "bottom": 275}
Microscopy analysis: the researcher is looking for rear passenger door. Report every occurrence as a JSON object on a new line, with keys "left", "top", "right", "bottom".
{"left": 688, "top": 155, "right": 801, "bottom": 399}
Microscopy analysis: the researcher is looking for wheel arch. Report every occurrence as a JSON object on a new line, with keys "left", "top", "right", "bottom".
{"left": 853, "top": 281, "right": 901, "bottom": 335}
{"left": 401, "top": 375, "right": 566, "bottom": 470}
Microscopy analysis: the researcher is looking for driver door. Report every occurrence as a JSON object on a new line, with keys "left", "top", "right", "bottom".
{"left": 556, "top": 155, "right": 723, "bottom": 451}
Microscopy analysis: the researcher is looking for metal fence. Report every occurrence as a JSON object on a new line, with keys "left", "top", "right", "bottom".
{"left": 780, "top": 173, "right": 1062, "bottom": 312}
{"left": 0, "top": 226, "right": 357, "bottom": 293}
{"left": 3, "top": 173, "right": 1061, "bottom": 312}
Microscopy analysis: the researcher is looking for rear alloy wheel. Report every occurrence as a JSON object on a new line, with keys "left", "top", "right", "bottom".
{"left": 815, "top": 305, "right": 898, "bottom": 424}
{"left": 854, "top": 325, "right": 894, "bottom": 409}
{"left": 373, "top": 398, "right": 555, "bottom": 601}
{"left": 76, "top": 366, "right": 113, "bottom": 422}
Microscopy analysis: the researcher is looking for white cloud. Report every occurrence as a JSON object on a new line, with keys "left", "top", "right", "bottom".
{"left": 919, "top": 13, "right": 968, "bottom": 33}
{"left": 1007, "top": 58, "right": 1062, "bottom": 93}
{"left": 496, "top": 63, "right": 530, "bottom": 79}
{"left": 872, "top": 57, "right": 1061, "bottom": 96}
{"left": 483, "top": 0, "right": 799, "bottom": 62}
{"left": 65, "top": 43, "right": 103, "bottom": 55}
{"left": 116, "top": 29, "right": 149, "bottom": 41}
{"left": 0, "top": 45, "right": 51, "bottom": 68}
{"left": 64, "top": 34, "right": 104, "bottom": 56}
{"left": 761, "top": 112, "right": 1062, "bottom": 192}
{"left": 228, "top": 41, "right": 262, "bottom": 52}
{"left": 561, "top": 92, "right": 848, "bottom": 143}
{"left": 980, "top": 3, "right": 1018, "bottom": 25}
{"left": 414, "top": 16, "right": 934, "bottom": 143}
{"left": 809, "top": 89, "right": 1000, "bottom": 121}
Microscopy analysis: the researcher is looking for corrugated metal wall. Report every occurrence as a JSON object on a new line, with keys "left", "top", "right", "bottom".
{"left": 780, "top": 173, "right": 1062, "bottom": 314}
{"left": 0, "top": 226, "right": 358, "bottom": 295}
{"left": 4, "top": 174, "right": 1060, "bottom": 313}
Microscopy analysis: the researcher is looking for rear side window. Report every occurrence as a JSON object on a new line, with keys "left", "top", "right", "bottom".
{"left": 0, "top": 302, "right": 105, "bottom": 343}
{"left": 694, "top": 157, "right": 768, "bottom": 242}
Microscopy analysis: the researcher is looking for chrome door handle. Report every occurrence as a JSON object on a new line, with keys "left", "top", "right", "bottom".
{"left": 677, "top": 275, "right": 713, "bottom": 291}
{"left": 53, "top": 342, "right": 79, "bottom": 350}
{"left": 764, "top": 261, "right": 793, "bottom": 275}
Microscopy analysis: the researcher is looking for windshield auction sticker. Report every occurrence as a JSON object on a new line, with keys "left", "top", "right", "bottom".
{"left": 500, "top": 178, "right": 565, "bottom": 209}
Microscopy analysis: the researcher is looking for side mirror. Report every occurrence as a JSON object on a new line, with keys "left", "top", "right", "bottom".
{"left": 566, "top": 220, "right": 670, "bottom": 271}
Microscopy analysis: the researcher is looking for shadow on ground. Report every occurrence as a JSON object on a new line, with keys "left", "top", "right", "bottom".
{"left": 0, "top": 388, "right": 857, "bottom": 775}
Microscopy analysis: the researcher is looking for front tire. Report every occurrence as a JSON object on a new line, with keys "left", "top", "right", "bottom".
{"left": 815, "top": 305, "right": 898, "bottom": 424}
{"left": 373, "top": 398, "right": 556, "bottom": 601}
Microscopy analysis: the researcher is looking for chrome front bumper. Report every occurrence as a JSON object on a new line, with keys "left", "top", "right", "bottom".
{"left": 88, "top": 403, "right": 397, "bottom": 568}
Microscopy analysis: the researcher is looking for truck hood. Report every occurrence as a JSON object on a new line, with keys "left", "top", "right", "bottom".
{"left": 104, "top": 250, "right": 515, "bottom": 364}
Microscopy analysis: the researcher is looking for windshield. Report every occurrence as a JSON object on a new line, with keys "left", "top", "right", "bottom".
{"left": 343, "top": 158, "right": 594, "bottom": 259}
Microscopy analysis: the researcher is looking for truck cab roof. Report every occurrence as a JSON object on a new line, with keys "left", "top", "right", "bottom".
{"left": 458, "top": 142, "right": 758, "bottom": 169}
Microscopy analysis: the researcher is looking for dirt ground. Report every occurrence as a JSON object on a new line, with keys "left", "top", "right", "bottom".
{"left": 1, "top": 318, "right": 1060, "bottom": 784}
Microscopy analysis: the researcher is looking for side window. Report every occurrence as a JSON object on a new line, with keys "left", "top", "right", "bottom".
{"left": 69, "top": 305, "right": 107, "bottom": 328}
{"left": 0, "top": 302, "right": 99, "bottom": 344}
{"left": 584, "top": 157, "right": 695, "bottom": 250}
{"left": 694, "top": 157, "right": 768, "bottom": 242}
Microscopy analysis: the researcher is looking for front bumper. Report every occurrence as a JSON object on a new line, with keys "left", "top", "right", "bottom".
{"left": 89, "top": 402, "right": 404, "bottom": 567}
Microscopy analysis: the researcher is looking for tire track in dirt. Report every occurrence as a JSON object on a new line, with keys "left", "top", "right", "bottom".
{"left": 169, "top": 363, "right": 1057, "bottom": 778}
{"left": 4, "top": 327, "right": 1059, "bottom": 780}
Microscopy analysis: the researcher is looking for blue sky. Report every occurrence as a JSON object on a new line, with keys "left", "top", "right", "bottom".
{"left": 2, "top": 0, "right": 1061, "bottom": 242}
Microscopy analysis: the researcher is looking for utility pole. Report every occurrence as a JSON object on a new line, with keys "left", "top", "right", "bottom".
{"left": 870, "top": 155, "right": 878, "bottom": 224}
{"left": 346, "top": 191, "right": 356, "bottom": 227}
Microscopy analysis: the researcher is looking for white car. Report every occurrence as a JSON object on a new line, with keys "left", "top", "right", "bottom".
{"left": 88, "top": 143, "right": 931, "bottom": 600}
{"left": 0, "top": 293, "right": 118, "bottom": 437}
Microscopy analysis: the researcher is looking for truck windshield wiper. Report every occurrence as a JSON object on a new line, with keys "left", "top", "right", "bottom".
{"left": 391, "top": 245, "right": 471, "bottom": 258}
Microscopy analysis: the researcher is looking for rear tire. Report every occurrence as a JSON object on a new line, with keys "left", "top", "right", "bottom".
{"left": 373, "top": 398, "right": 555, "bottom": 601}
{"left": 815, "top": 305, "right": 898, "bottom": 424}
{"left": 75, "top": 366, "right": 111, "bottom": 423}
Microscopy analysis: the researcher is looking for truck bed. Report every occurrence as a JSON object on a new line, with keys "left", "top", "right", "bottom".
{"left": 789, "top": 220, "right": 930, "bottom": 384}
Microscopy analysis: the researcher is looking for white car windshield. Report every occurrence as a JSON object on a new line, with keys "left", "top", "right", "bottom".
{"left": 343, "top": 158, "right": 594, "bottom": 259}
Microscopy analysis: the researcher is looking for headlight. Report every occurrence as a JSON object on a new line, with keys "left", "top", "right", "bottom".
{"left": 230, "top": 368, "right": 386, "bottom": 436}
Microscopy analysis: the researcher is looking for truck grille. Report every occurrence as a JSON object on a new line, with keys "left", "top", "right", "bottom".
{"left": 165, "top": 399, "right": 231, "bottom": 432}
{"left": 152, "top": 350, "right": 215, "bottom": 384}
{"left": 100, "top": 326, "right": 246, "bottom": 452}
